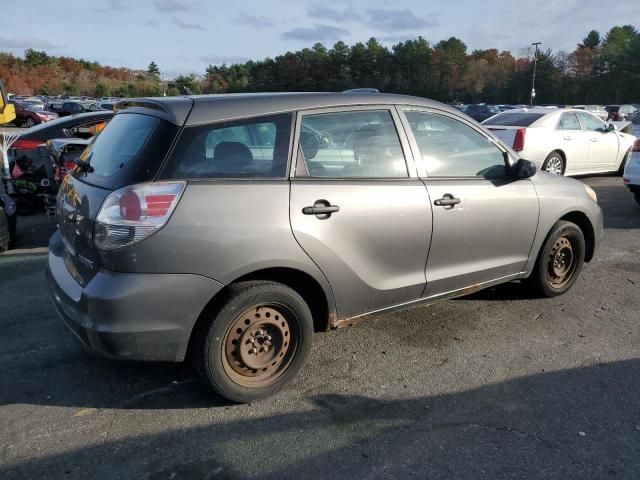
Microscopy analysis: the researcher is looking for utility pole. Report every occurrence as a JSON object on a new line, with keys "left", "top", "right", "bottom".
{"left": 530, "top": 42, "right": 541, "bottom": 107}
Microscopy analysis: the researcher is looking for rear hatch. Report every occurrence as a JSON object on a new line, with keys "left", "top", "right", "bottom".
{"left": 57, "top": 112, "right": 179, "bottom": 285}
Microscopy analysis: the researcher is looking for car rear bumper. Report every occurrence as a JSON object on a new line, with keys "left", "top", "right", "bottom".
{"left": 46, "top": 231, "right": 224, "bottom": 362}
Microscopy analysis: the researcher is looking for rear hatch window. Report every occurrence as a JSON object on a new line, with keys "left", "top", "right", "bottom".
{"left": 483, "top": 113, "right": 545, "bottom": 127}
{"left": 72, "top": 113, "right": 178, "bottom": 189}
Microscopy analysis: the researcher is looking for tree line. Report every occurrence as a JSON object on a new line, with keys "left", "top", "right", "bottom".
{"left": 2, "top": 25, "right": 638, "bottom": 104}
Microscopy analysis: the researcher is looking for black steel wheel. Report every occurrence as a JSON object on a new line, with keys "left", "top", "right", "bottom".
{"left": 193, "top": 281, "right": 313, "bottom": 403}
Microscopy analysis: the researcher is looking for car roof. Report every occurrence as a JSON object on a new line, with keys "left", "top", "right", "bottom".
{"left": 116, "top": 92, "right": 458, "bottom": 126}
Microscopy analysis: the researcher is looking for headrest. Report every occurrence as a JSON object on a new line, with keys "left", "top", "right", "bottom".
{"left": 213, "top": 141, "right": 253, "bottom": 166}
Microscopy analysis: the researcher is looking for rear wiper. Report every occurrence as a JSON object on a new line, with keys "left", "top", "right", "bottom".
{"left": 73, "top": 158, "right": 94, "bottom": 173}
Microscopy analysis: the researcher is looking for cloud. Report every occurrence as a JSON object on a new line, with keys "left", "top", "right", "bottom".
{"left": 282, "top": 24, "right": 350, "bottom": 42}
{"left": 145, "top": 20, "right": 159, "bottom": 27}
{"left": 199, "top": 54, "right": 251, "bottom": 65}
{"left": 153, "top": 0, "right": 191, "bottom": 13}
{"left": 171, "top": 17, "right": 204, "bottom": 30}
{"left": 0, "top": 36, "right": 58, "bottom": 50}
{"left": 234, "top": 12, "right": 274, "bottom": 28}
{"left": 307, "top": 5, "right": 362, "bottom": 22}
{"left": 365, "top": 9, "right": 438, "bottom": 32}
{"left": 96, "top": 0, "right": 129, "bottom": 13}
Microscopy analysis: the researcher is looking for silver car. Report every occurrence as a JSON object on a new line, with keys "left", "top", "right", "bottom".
{"left": 46, "top": 93, "right": 603, "bottom": 402}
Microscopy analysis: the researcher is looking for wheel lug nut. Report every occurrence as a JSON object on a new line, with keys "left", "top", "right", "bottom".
{"left": 250, "top": 348, "right": 257, "bottom": 354}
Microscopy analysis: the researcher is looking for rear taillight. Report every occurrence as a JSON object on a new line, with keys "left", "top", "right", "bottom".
{"left": 94, "top": 181, "right": 186, "bottom": 250}
{"left": 513, "top": 128, "right": 526, "bottom": 152}
{"left": 11, "top": 139, "right": 45, "bottom": 150}
{"left": 633, "top": 139, "right": 640, "bottom": 152}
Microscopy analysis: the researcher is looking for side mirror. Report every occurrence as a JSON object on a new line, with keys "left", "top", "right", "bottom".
{"left": 513, "top": 158, "right": 536, "bottom": 179}
{"left": 607, "top": 123, "right": 617, "bottom": 132}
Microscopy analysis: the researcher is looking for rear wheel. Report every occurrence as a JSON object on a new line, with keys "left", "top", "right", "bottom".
{"left": 24, "top": 117, "right": 35, "bottom": 128}
{"left": 529, "top": 220, "right": 585, "bottom": 297}
{"left": 542, "top": 151, "right": 565, "bottom": 175}
{"left": 193, "top": 281, "right": 314, "bottom": 403}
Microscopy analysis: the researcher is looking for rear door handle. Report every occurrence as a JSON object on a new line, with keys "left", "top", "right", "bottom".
{"left": 564, "top": 135, "right": 572, "bottom": 140}
{"left": 590, "top": 138, "right": 598, "bottom": 142}
{"left": 302, "top": 200, "right": 340, "bottom": 217}
{"left": 434, "top": 194, "right": 461, "bottom": 209}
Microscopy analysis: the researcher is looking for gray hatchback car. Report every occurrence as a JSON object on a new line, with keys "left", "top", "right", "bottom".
{"left": 47, "top": 92, "right": 603, "bottom": 402}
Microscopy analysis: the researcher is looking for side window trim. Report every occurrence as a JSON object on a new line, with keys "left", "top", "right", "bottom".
{"left": 398, "top": 106, "right": 512, "bottom": 179}
{"left": 291, "top": 105, "right": 418, "bottom": 180}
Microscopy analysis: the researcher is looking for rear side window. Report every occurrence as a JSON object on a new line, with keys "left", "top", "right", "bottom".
{"left": 558, "top": 113, "right": 581, "bottom": 130}
{"left": 73, "top": 113, "right": 178, "bottom": 189}
{"left": 483, "top": 113, "right": 545, "bottom": 126}
{"left": 161, "top": 113, "right": 292, "bottom": 179}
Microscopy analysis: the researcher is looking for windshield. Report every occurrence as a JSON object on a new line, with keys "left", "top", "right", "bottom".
{"left": 483, "top": 112, "right": 546, "bottom": 126}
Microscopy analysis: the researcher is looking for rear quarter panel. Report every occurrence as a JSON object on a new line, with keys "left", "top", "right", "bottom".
{"left": 99, "top": 181, "right": 337, "bottom": 313}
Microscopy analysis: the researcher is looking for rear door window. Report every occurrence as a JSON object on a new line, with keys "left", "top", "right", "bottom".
{"left": 161, "top": 113, "right": 292, "bottom": 179}
{"left": 297, "top": 110, "right": 408, "bottom": 178}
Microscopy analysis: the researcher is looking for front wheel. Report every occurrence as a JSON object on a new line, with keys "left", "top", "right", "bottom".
{"left": 542, "top": 151, "right": 565, "bottom": 175}
{"left": 192, "top": 281, "right": 314, "bottom": 403}
{"left": 24, "top": 117, "right": 35, "bottom": 128}
{"left": 529, "top": 220, "right": 585, "bottom": 297}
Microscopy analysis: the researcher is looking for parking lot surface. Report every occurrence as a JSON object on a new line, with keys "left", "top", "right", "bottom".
{"left": 1, "top": 176, "right": 639, "bottom": 479}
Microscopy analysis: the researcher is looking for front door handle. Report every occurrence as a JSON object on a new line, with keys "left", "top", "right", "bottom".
{"left": 434, "top": 194, "right": 461, "bottom": 209}
{"left": 590, "top": 138, "right": 598, "bottom": 142}
{"left": 302, "top": 200, "right": 340, "bottom": 218}
{"left": 564, "top": 135, "right": 572, "bottom": 140}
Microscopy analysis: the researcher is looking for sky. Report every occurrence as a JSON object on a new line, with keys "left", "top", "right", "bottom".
{"left": 2, "top": 0, "right": 639, "bottom": 77}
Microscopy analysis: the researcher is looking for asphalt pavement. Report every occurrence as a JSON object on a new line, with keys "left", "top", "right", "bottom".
{"left": 0, "top": 176, "right": 639, "bottom": 479}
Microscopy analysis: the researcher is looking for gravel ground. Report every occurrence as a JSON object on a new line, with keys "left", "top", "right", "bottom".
{"left": 0, "top": 176, "right": 639, "bottom": 479}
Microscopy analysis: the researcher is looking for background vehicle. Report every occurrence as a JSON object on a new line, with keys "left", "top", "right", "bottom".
{"left": 0, "top": 80, "right": 16, "bottom": 125}
{"left": 47, "top": 93, "right": 602, "bottom": 403}
{"left": 622, "top": 115, "right": 640, "bottom": 205}
{"left": 10, "top": 100, "right": 59, "bottom": 127}
{"left": 483, "top": 108, "right": 636, "bottom": 175}
{"left": 49, "top": 101, "right": 96, "bottom": 117}
{"left": 606, "top": 105, "right": 638, "bottom": 121}
{"left": 7, "top": 111, "right": 112, "bottom": 215}
{"left": 464, "top": 104, "right": 501, "bottom": 122}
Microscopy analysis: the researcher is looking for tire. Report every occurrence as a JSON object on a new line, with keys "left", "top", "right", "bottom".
{"left": 542, "top": 151, "right": 565, "bottom": 175}
{"left": 192, "top": 281, "right": 314, "bottom": 403}
{"left": 529, "top": 220, "right": 586, "bottom": 297}
{"left": 617, "top": 148, "right": 632, "bottom": 176}
{"left": 0, "top": 208, "right": 8, "bottom": 253}
{"left": 25, "top": 117, "right": 35, "bottom": 128}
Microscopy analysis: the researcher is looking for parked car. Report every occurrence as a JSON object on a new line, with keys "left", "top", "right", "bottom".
{"left": 573, "top": 105, "right": 608, "bottom": 121}
{"left": 7, "top": 111, "right": 112, "bottom": 214}
{"left": 22, "top": 96, "right": 45, "bottom": 110}
{"left": 605, "top": 104, "right": 638, "bottom": 121}
{"left": 49, "top": 101, "right": 96, "bottom": 117}
{"left": 0, "top": 191, "right": 17, "bottom": 252}
{"left": 47, "top": 92, "right": 603, "bottom": 403}
{"left": 96, "top": 102, "right": 116, "bottom": 111}
{"left": 483, "top": 108, "right": 636, "bottom": 176}
{"left": 622, "top": 115, "right": 640, "bottom": 205}
{"left": 464, "top": 104, "right": 501, "bottom": 122}
{"left": 10, "top": 100, "right": 59, "bottom": 127}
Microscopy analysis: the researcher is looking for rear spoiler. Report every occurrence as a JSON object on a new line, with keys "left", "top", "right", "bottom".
{"left": 114, "top": 97, "right": 194, "bottom": 126}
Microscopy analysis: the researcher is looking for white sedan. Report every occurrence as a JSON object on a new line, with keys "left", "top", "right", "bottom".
{"left": 483, "top": 108, "right": 636, "bottom": 176}
{"left": 622, "top": 115, "right": 640, "bottom": 205}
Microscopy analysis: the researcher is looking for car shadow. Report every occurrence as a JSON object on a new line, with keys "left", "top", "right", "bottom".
{"left": 589, "top": 184, "right": 640, "bottom": 229}
{"left": 2, "top": 360, "right": 639, "bottom": 479}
